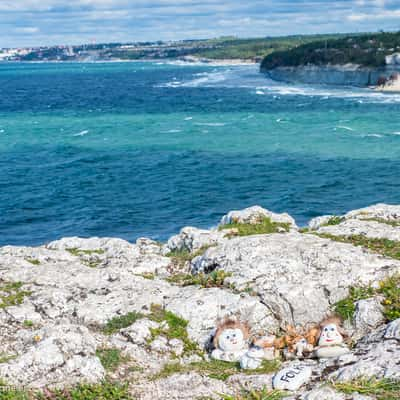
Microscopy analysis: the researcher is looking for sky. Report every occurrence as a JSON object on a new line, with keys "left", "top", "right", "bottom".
{"left": 1, "top": 0, "right": 399, "bottom": 48}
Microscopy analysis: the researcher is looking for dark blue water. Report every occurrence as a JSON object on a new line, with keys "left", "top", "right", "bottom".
{"left": 1, "top": 62, "right": 400, "bottom": 245}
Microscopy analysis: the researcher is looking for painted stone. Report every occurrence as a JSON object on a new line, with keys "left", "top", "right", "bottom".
{"left": 273, "top": 364, "right": 312, "bottom": 391}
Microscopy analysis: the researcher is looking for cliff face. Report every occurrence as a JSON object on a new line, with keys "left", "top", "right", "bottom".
{"left": 1, "top": 204, "right": 400, "bottom": 399}
{"left": 261, "top": 64, "right": 400, "bottom": 87}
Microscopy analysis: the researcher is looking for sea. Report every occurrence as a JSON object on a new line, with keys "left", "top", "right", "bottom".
{"left": 1, "top": 61, "right": 400, "bottom": 246}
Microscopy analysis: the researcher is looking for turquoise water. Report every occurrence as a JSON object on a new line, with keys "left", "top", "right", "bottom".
{"left": 1, "top": 62, "right": 400, "bottom": 245}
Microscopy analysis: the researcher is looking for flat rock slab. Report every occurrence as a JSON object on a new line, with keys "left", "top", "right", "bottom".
{"left": 192, "top": 232, "right": 400, "bottom": 326}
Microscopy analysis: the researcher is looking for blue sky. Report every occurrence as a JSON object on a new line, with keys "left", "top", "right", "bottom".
{"left": 1, "top": 0, "right": 399, "bottom": 48}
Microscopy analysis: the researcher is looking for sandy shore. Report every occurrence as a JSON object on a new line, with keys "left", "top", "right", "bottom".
{"left": 375, "top": 77, "right": 400, "bottom": 92}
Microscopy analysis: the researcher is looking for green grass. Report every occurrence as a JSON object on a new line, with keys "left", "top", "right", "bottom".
{"left": 218, "top": 217, "right": 290, "bottom": 237}
{"left": 66, "top": 248, "right": 105, "bottom": 256}
{"left": 0, "top": 282, "right": 31, "bottom": 309}
{"left": 96, "top": 348, "right": 129, "bottom": 372}
{"left": 360, "top": 217, "right": 400, "bottom": 227}
{"left": 147, "top": 304, "right": 200, "bottom": 356}
{"left": 334, "top": 275, "right": 400, "bottom": 321}
{"left": 0, "top": 353, "right": 16, "bottom": 363}
{"left": 220, "top": 388, "right": 286, "bottom": 400}
{"left": 166, "top": 245, "right": 215, "bottom": 269}
{"left": 334, "top": 378, "right": 400, "bottom": 400}
{"left": 25, "top": 258, "right": 40, "bottom": 265}
{"left": 324, "top": 216, "right": 345, "bottom": 226}
{"left": 137, "top": 272, "right": 156, "bottom": 280}
{"left": 153, "top": 359, "right": 281, "bottom": 381}
{"left": 102, "top": 311, "right": 144, "bottom": 335}
{"left": 0, "top": 381, "right": 131, "bottom": 400}
{"left": 316, "top": 233, "right": 400, "bottom": 260}
{"left": 23, "top": 320, "right": 34, "bottom": 328}
{"left": 335, "top": 286, "right": 375, "bottom": 320}
{"left": 166, "top": 270, "right": 232, "bottom": 289}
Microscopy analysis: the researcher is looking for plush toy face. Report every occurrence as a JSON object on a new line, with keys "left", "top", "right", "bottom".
{"left": 318, "top": 324, "right": 343, "bottom": 346}
{"left": 218, "top": 328, "right": 245, "bottom": 351}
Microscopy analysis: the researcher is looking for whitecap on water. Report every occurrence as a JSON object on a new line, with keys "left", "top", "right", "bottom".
{"left": 194, "top": 122, "right": 226, "bottom": 127}
{"left": 184, "top": 117, "right": 193, "bottom": 121}
{"left": 335, "top": 126, "right": 354, "bottom": 131}
{"left": 73, "top": 130, "right": 89, "bottom": 137}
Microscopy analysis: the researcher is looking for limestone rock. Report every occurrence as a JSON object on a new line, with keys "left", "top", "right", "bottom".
{"left": 331, "top": 321, "right": 400, "bottom": 382}
{"left": 308, "top": 215, "right": 335, "bottom": 230}
{"left": 345, "top": 203, "right": 400, "bottom": 222}
{"left": 317, "top": 218, "right": 400, "bottom": 241}
{"left": 163, "top": 226, "right": 227, "bottom": 254}
{"left": 0, "top": 324, "right": 104, "bottom": 388}
{"left": 165, "top": 286, "right": 278, "bottom": 347}
{"left": 353, "top": 297, "right": 385, "bottom": 339}
{"left": 219, "top": 205, "right": 297, "bottom": 228}
{"left": 191, "top": 232, "right": 400, "bottom": 326}
{"left": 130, "top": 372, "right": 231, "bottom": 399}
{"left": 120, "top": 318, "right": 159, "bottom": 345}
{"left": 300, "top": 386, "right": 346, "bottom": 400}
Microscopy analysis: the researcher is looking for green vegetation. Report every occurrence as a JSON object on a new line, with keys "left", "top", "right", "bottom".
{"left": 166, "top": 270, "right": 232, "bottom": 289}
{"left": 0, "top": 380, "right": 131, "bottom": 400}
{"left": 334, "top": 275, "right": 400, "bottom": 321}
{"left": 360, "top": 217, "right": 400, "bottom": 227}
{"left": 137, "top": 272, "right": 156, "bottom": 280}
{"left": 335, "top": 286, "right": 375, "bottom": 320}
{"left": 102, "top": 305, "right": 199, "bottom": 355}
{"left": 147, "top": 304, "right": 200, "bottom": 356}
{"left": 261, "top": 31, "right": 400, "bottom": 69}
{"left": 166, "top": 245, "right": 215, "bottom": 269}
{"left": 315, "top": 233, "right": 400, "bottom": 260}
{"left": 153, "top": 359, "right": 281, "bottom": 381}
{"left": 220, "top": 388, "right": 286, "bottom": 400}
{"left": 219, "top": 217, "right": 290, "bottom": 237}
{"left": 66, "top": 248, "right": 105, "bottom": 256}
{"left": 25, "top": 258, "right": 40, "bottom": 265}
{"left": 23, "top": 320, "right": 34, "bottom": 328}
{"left": 96, "top": 348, "right": 129, "bottom": 372}
{"left": 324, "top": 216, "right": 345, "bottom": 226}
{"left": 0, "top": 353, "right": 16, "bottom": 363}
{"left": 102, "top": 311, "right": 144, "bottom": 335}
{"left": 0, "top": 282, "right": 31, "bottom": 309}
{"left": 334, "top": 378, "right": 400, "bottom": 400}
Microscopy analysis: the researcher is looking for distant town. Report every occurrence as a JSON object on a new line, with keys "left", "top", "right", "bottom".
{"left": 0, "top": 35, "right": 349, "bottom": 63}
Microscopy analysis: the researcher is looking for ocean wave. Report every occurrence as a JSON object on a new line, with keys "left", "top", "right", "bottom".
{"left": 335, "top": 126, "right": 354, "bottom": 131}
{"left": 194, "top": 122, "right": 227, "bottom": 127}
{"left": 73, "top": 130, "right": 89, "bottom": 137}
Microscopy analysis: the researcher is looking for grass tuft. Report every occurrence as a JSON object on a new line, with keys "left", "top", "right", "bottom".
{"left": 166, "top": 245, "right": 215, "bottom": 269}
{"left": 324, "top": 216, "right": 345, "bottom": 226}
{"left": 102, "top": 311, "right": 144, "bottom": 335}
{"left": 334, "top": 275, "right": 400, "bottom": 321}
{"left": 25, "top": 258, "right": 40, "bottom": 265}
{"left": 316, "top": 233, "right": 400, "bottom": 260}
{"left": 153, "top": 358, "right": 281, "bottom": 382}
{"left": 334, "top": 378, "right": 400, "bottom": 400}
{"left": 147, "top": 304, "right": 200, "bottom": 356}
{"left": 218, "top": 217, "right": 290, "bottom": 237}
{"left": 66, "top": 248, "right": 105, "bottom": 256}
{"left": 220, "top": 388, "right": 286, "bottom": 400}
{"left": 96, "top": 348, "right": 129, "bottom": 371}
{"left": 0, "top": 380, "right": 131, "bottom": 400}
{"left": 166, "top": 270, "right": 232, "bottom": 289}
{"left": 0, "top": 282, "right": 31, "bottom": 309}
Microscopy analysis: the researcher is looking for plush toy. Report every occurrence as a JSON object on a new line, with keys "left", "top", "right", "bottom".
{"left": 240, "top": 345, "right": 265, "bottom": 370}
{"left": 255, "top": 325, "right": 317, "bottom": 360}
{"left": 211, "top": 318, "right": 250, "bottom": 362}
{"left": 314, "top": 317, "right": 350, "bottom": 359}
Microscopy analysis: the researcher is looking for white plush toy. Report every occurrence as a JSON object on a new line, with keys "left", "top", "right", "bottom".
{"left": 315, "top": 318, "right": 350, "bottom": 359}
{"left": 240, "top": 345, "right": 265, "bottom": 370}
{"left": 211, "top": 319, "right": 249, "bottom": 362}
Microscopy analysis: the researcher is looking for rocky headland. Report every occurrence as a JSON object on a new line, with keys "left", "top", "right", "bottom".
{"left": 1, "top": 204, "right": 400, "bottom": 399}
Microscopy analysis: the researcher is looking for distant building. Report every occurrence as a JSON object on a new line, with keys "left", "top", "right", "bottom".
{"left": 385, "top": 53, "right": 400, "bottom": 65}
